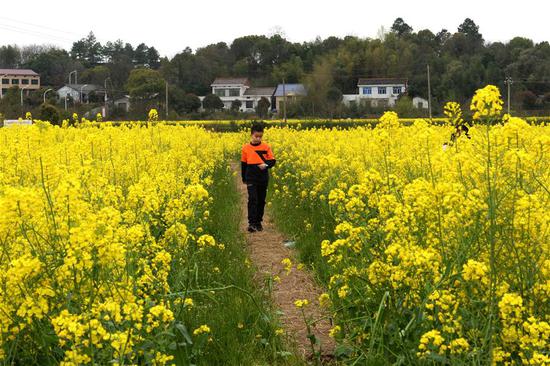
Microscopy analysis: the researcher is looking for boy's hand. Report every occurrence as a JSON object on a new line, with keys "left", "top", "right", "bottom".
{"left": 259, "top": 163, "right": 268, "bottom": 170}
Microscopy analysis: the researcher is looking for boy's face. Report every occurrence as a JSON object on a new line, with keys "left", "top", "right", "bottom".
{"left": 251, "top": 131, "right": 263, "bottom": 144}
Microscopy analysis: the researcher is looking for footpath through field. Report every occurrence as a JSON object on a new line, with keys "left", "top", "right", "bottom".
{"left": 231, "top": 162, "right": 335, "bottom": 362}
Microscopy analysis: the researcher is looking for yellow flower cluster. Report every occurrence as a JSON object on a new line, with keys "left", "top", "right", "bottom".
{"left": 471, "top": 84, "right": 504, "bottom": 120}
{"left": 496, "top": 293, "right": 550, "bottom": 365}
{"left": 462, "top": 259, "right": 490, "bottom": 286}
{"left": 377, "top": 111, "right": 401, "bottom": 129}
{"left": 0, "top": 123, "right": 242, "bottom": 364}
{"left": 281, "top": 257, "right": 292, "bottom": 274}
{"left": 294, "top": 299, "right": 309, "bottom": 308}
{"left": 266, "top": 91, "right": 549, "bottom": 363}
{"left": 193, "top": 324, "right": 211, "bottom": 336}
{"left": 443, "top": 101, "right": 463, "bottom": 122}
{"left": 148, "top": 108, "right": 159, "bottom": 122}
{"left": 417, "top": 329, "right": 445, "bottom": 357}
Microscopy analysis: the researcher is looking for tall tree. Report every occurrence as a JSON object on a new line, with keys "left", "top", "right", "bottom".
{"left": 391, "top": 18, "right": 413, "bottom": 36}
{"left": 127, "top": 68, "right": 165, "bottom": 99}
{"left": 0, "top": 45, "right": 21, "bottom": 68}
{"left": 24, "top": 48, "right": 80, "bottom": 87}
{"left": 71, "top": 32, "right": 103, "bottom": 66}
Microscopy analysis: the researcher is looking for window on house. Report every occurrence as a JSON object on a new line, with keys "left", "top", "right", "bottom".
{"left": 245, "top": 100, "right": 254, "bottom": 109}
{"left": 362, "top": 87, "right": 372, "bottom": 95}
{"left": 378, "top": 87, "right": 387, "bottom": 94}
{"left": 229, "top": 89, "right": 240, "bottom": 97}
{"left": 11, "top": 79, "right": 19, "bottom": 85}
{"left": 1, "top": 79, "right": 9, "bottom": 84}
{"left": 393, "top": 86, "right": 402, "bottom": 94}
{"left": 214, "top": 89, "right": 226, "bottom": 97}
{"left": 31, "top": 79, "right": 38, "bottom": 85}
{"left": 21, "top": 79, "right": 29, "bottom": 85}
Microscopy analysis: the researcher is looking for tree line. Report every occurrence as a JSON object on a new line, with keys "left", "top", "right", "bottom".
{"left": 1, "top": 18, "right": 550, "bottom": 121}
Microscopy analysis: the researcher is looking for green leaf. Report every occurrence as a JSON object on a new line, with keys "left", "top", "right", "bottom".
{"left": 175, "top": 322, "right": 193, "bottom": 345}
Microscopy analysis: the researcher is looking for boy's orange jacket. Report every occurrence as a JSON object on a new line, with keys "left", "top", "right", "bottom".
{"left": 241, "top": 142, "right": 276, "bottom": 183}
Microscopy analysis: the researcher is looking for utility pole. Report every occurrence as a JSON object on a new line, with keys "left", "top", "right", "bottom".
{"left": 104, "top": 77, "right": 111, "bottom": 118}
{"left": 282, "top": 78, "right": 287, "bottom": 123}
{"left": 427, "top": 64, "right": 432, "bottom": 121}
{"left": 505, "top": 77, "right": 513, "bottom": 114}
{"left": 165, "top": 81, "right": 169, "bottom": 118}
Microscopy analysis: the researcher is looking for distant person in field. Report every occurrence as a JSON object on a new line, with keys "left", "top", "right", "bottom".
{"left": 241, "top": 122, "right": 276, "bottom": 232}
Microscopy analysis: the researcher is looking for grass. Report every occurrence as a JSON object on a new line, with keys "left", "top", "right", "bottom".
{"left": 171, "top": 164, "right": 300, "bottom": 365}
{"left": 268, "top": 191, "right": 335, "bottom": 286}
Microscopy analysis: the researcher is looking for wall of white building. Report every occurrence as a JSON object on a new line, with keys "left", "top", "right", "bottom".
{"left": 357, "top": 84, "right": 406, "bottom": 98}
{"left": 57, "top": 86, "right": 82, "bottom": 102}
{"left": 209, "top": 84, "right": 273, "bottom": 112}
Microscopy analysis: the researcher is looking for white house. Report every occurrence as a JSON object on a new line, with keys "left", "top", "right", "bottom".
{"left": 114, "top": 95, "right": 130, "bottom": 112}
{"left": 211, "top": 78, "right": 250, "bottom": 110}
{"left": 413, "top": 96, "right": 429, "bottom": 109}
{"left": 273, "top": 83, "right": 307, "bottom": 111}
{"left": 343, "top": 78, "right": 408, "bottom": 107}
{"left": 204, "top": 78, "right": 276, "bottom": 112}
{"left": 243, "top": 87, "right": 275, "bottom": 111}
{"left": 57, "top": 84, "right": 105, "bottom": 103}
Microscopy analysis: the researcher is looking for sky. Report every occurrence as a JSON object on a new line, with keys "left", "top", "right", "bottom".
{"left": 1, "top": 0, "right": 549, "bottom": 58}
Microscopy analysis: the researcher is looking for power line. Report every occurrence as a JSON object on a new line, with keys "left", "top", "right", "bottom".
{"left": 0, "top": 23, "right": 74, "bottom": 43}
{"left": 0, "top": 16, "right": 80, "bottom": 37}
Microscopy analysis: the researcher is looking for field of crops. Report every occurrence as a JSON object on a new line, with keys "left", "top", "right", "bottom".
{"left": 0, "top": 124, "right": 295, "bottom": 365}
{"left": 267, "top": 88, "right": 549, "bottom": 364}
{"left": 0, "top": 85, "right": 548, "bottom": 365}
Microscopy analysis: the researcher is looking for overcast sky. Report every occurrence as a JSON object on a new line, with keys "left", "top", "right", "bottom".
{"left": 1, "top": 0, "right": 549, "bottom": 58}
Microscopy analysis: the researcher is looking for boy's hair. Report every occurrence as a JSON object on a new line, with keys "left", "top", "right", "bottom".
{"left": 251, "top": 121, "right": 265, "bottom": 134}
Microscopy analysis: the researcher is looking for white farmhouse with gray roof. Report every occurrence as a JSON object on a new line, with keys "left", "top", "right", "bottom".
{"left": 57, "top": 84, "right": 106, "bottom": 103}
{"left": 243, "top": 87, "right": 275, "bottom": 111}
{"left": 210, "top": 77, "right": 250, "bottom": 110}
{"left": 208, "top": 77, "right": 275, "bottom": 112}
{"left": 343, "top": 78, "right": 408, "bottom": 107}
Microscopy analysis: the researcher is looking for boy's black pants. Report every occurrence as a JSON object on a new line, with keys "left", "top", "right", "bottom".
{"left": 246, "top": 181, "right": 268, "bottom": 226}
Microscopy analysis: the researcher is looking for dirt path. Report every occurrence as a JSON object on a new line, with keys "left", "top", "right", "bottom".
{"left": 231, "top": 163, "right": 335, "bottom": 362}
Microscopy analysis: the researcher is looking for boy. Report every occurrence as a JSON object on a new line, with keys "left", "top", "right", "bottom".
{"left": 241, "top": 122, "right": 276, "bottom": 233}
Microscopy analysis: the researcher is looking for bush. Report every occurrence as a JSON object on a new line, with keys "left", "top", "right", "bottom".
{"left": 202, "top": 94, "right": 224, "bottom": 111}
{"left": 231, "top": 99, "right": 242, "bottom": 111}
{"left": 182, "top": 93, "right": 201, "bottom": 113}
{"left": 256, "top": 97, "right": 271, "bottom": 118}
{"left": 38, "top": 103, "right": 61, "bottom": 124}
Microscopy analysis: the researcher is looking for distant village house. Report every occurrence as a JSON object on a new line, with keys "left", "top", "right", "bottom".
{"left": 204, "top": 78, "right": 278, "bottom": 112}
{"left": 0, "top": 69, "right": 40, "bottom": 98}
{"left": 273, "top": 83, "right": 307, "bottom": 111}
{"left": 57, "top": 84, "right": 106, "bottom": 103}
{"left": 342, "top": 77, "right": 429, "bottom": 109}
{"left": 343, "top": 78, "right": 407, "bottom": 107}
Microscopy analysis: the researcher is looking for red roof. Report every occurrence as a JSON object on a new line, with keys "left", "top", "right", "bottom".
{"left": 0, "top": 69, "right": 39, "bottom": 76}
